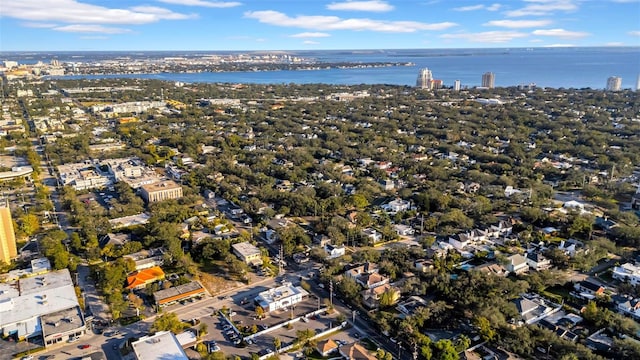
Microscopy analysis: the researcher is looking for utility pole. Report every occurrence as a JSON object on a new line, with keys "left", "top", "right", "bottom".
{"left": 330, "top": 280, "right": 334, "bottom": 302}
{"left": 279, "top": 244, "right": 284, "bottom": 274}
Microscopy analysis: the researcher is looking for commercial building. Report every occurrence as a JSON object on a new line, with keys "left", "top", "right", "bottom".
{"left": 0, "top": 204, "right": 17, "bottom": 264}
{"left": 606, "top": 76, "right": 622, "bottom": 91}
{"left": 232, "top": 241, "right": 263, "bottom": 266}
{"left": 57, "top": 161, "right": 111, "bottom": 191}
{"left": 131, "top": 331, "right": 189, "bottom": 360}
{"left": 0, "top": 268, "right": 86, "bottom": 346}
{"left": 140, "top": 180, "right": 183, "bottom": 203}
{"left": 153, "top": 281, "right": 207, "bottom": 308}
{"left": 254, "top": 282, "right": 309, "bottom": 312}
{"left": 482, "top": 72, "right": 495, "bottom": 89}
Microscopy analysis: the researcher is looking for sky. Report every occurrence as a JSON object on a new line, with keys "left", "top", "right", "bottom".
{"left": 0, "top": 0, "right": 639, "bottom": 51}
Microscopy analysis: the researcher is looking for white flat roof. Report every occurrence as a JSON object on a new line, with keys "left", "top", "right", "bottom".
{"left": 0, "top": 269, "right": 80, "bottom": 326}
{"left": 256, "top": 283, "right": 308, "bottom": 304}
{"left": 132, "top": 331, "right": 188, "bottom": 360}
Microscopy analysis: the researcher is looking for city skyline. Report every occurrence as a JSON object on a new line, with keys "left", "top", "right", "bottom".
{"left": 0, "top": 0, "right": 639, "bottom": 51}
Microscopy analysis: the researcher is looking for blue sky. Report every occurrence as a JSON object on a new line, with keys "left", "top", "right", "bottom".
{"left": 1, "top": 0, "right": 639, "bottom": 51}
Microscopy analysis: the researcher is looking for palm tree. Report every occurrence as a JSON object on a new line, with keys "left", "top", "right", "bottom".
{"left": 273, "top": 336, "right": 281, "bottom": 352}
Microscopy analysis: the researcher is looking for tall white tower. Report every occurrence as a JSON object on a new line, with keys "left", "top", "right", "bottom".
{"left": 636, "top": 74, "right": 640, "bottom": 91}
{"left": 416, "top": 68, "right": 433, "bottom": 89}
{"left": 606, "top": 76, "right": 622, "bottom": 91}
{"left": 454, "top": 80, "right": 461, "bottom": 91}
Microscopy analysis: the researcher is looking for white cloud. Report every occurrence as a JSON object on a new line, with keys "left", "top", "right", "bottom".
{"left": 327, "top": 1, "right": 394, "bottom": 12}
{"left": 244, "top": 10, "right": 457, "bottom": 32}
{"left": 453, "top": 4, "right": 484, "bottom": 11}
{"left": 53, "top": 24, "right": 131, "bottom": 34}
{"left": 532, "top": 28, "right": 589, "bottom": 39}
{"left": 629, "top": 30, "right": 640, "bottom": 36}
{"left": 485, "top": 19, "right": 552, "bottom": 28}
{"left": 22, "top": 22, "right": 57, "bottom": 28}
{"left": 454, "top": 3, "right": 501, "bottom": 11}
{"left": 2, "top": 0, "right": 193, "bottom": 25}
{"left": 605, "top": 42, "right": 625, "bottom": 46}
{"left": 157, "top": 0, "right": 242, "bottom": 8}
{"left": 440, "top": 31, "right": 528, "bottom": 43}
{"left": 505, "top": 0, "right": 578, "bottom": 17}
{"left": 303, "top": 40, "right": 320, "bottom": 45}
{"left": 80, "top": 36, "right": 108, "bottom": 40}
{"left": 290, "top": 32, "right": 331, "bottom": 38}
{"left": 611, "top": 0, "right": 640, "bottom": 3}
{"left": 543, "top": 43, "right": 576, "bottom": 47}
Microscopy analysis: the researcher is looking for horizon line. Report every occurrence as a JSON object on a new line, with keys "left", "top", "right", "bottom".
{"left": 1, "top": 45, "right": 639, "bottom": 54}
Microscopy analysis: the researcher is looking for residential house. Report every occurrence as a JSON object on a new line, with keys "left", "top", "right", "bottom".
{"left": 324, "top": 244, "right": 346, "bottom": 259}
{"left": 506, "top": 254, "right": 528, "bottom": 275}
{"left": 574, "top": 281, "right": 605, "bottom": 298}
{"left": 313, "top": 234, "right": 332, "bottom": 247}
{"left": 316, "top": 339, "right": 339, "bottom": 357}
{"left": 526, "top": 252, "right": 552, "bottom": 271}
{"left": 414, "top": 259, "right": 433, "bottom": 273}
{"left": 394, "top": 224, "right": 415, "bottom": 236}
{"left": 382, "top": 198, "right": 411, "bottom": 213}
{"left": 513, "top": 295, "right": 561, "bottom": 325}
{"left": 361, "top": 283, "right": 398, "bottom": 309}
{"left": 612, "top": 263, "right": 640, "bottom": 285}
{"left": 396, "top": 296, "right": 429, "bottom": 316}
{"left": 126, "top": 266, "right": 165, "bottom": 290}
{"left": 345, "top": 263, "right": 378, "bottom": 280}
{"left": 475, "top": 262, "right": 508, "bottom": 277}
{"left": 595, "top": 217, "right": 618, "bottom": 233}
{"left": 339, "top": 343, "right": 377, "bottom": 360}
{"left": 612, "top": 295, "right": 640, "bottom": 318}
{"left": 558, "top": 239, "right": 586, "bottom": 258}
{"left": 362, "top": 228, "right": 382, "bottom": 243}
{"left": 356, "top": 272, "right": 389, "bottom": 289}
{"left": 489, "top": 220, "right": 513, "bottom": 237}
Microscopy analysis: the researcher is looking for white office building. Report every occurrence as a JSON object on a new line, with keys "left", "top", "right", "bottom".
{"left": 613, "top": 263, "right": 640, "bottom": 285}
{"left": 416, "top": 68, "right": 433, "bottom": 89}
{"left": 0, "top": 268, "right": 86, "bottom": 346}
{"left": 132, "top": 331, "right": 189, "bottom": 360}
{"left": 255, "top": 282, "right": 309, "bottom": 312}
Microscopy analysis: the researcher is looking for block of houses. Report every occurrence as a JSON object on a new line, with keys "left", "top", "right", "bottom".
{"left": 356, "top": 272, "right": 389, "bottom": 289}
{"left": 526, "top": 252, "right": 552, "bottom": 271}
{"left": 557, "top": 238, "right": 586, "bottom": 258}
{"left": 506, "top": 254, "right": 528, "bottom": 275}
{"left": 513, "top": 295, "right": 561, "bottom": 325}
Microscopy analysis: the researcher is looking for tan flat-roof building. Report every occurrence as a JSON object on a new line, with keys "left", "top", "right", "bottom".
{"left": 0, "top": 205, "right": 17, "bottom": 264}
{"left": 140, "top": 180, "right": 183, "bottom": 203}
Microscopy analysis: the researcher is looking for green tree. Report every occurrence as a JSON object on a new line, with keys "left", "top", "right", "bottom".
{"left": 379, "top": 287, "right": 401, "bottom": 307}
{"left": 273, "top": 336, "right": 281, "bottom": 351}
{"left": 337, "top": 276, "right": 361, "bottom": 301}
{"left": 434, "top": 339, "right": 459, "bottom": 360}
{"left": 474, "top": 316, "right": 496, "bottom": 342}
{"left": 151, "top": 312, "right": 188, "bottom": 333}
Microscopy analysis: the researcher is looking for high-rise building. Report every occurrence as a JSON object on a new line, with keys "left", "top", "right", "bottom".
{"left": 606, "top": 76, "right": 622, "bottom": 91}
{"left": 635, "top": 74, "right": 640, "bottom": 91}
{"left": 0, "top": 204, "right": 17, "bottom": 264}
{"left": 482, "top": 72, "right": 495, "bottom": 89}
{"left": 416, "top": 68, "right": 433, "bottom": 89}
{"left": 454, "top": 80, "right": 461, "bottom": 91}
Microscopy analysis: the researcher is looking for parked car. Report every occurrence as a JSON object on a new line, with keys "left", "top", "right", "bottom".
{"left": 79, "top": 344, "right": 91, "bottom": 349}
{"left": 67, "top": 336, "right": 80, "bottom": 343}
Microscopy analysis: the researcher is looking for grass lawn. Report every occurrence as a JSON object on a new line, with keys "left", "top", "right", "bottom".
{"left": 544, "top": 285, "right": 571, "bottom": 302}
{"left": 360, "top": 338, "right": 379, "bottom": 352}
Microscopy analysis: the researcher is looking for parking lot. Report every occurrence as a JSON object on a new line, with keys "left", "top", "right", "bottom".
{"left": 193, "top": 294, "right": 350, "bottom": 358}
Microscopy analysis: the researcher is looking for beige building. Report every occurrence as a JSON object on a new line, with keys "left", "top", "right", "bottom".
{"left": 0, "top": 206, "right": 17, "bottom": 264}
{"left": 232, "top": 242, "right": 263, "bottom": 266}
{"left": 140, "top": 180, "right": 183, "bottom": 203}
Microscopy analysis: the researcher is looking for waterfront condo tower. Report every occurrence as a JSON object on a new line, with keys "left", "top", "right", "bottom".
{"left": 416, "top": 68, "right": 433, "bottom": 89}
{"left": 482, "top": 72, "right": 495, "bottom": 89}
{"left": 0, "top": 203, "right": 17, "bottom": 264}
{"left": 606, "top": 76, "right": 622, "bottom": 91}
{"left": 454, "top": 80, "right": 461, "bottom": 91}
